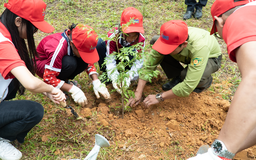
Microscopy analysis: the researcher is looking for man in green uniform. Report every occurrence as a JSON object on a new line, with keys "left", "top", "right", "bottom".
{"left": 127, "top": 20, "right": 222, "bottom": 107}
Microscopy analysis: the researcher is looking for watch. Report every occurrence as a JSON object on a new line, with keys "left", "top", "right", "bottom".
{"left": 156, "top": 93, "right": 164, "bottom": 102}
{"left": 211, "top": 139, "right": 235, "bottom": 159}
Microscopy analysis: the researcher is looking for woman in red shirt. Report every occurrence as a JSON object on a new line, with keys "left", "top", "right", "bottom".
{"left": 0, "top": 0, "right": 65, "bottom": 159}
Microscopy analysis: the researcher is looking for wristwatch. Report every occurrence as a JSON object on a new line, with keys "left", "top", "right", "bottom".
{"left": 211, "top": 139, "right": 235, "bottom": 159}
{"left": 156, "top": 93, "right": 164, "bottom": 102}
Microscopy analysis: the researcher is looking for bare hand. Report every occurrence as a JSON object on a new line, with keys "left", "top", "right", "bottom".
{"left": 49, "top": 88, "right": 66, "bottom": 104}
{"left": 125, "top": 91, "right": 143, "bottom": 108}
{"left": 143, "top": 94, "right": 159, "bottom": 108}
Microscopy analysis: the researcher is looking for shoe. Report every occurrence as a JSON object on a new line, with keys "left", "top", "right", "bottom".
{"left": 187, "top": 148, "right": 224, "bottom": 160}
{"left": 0, "top": 138, "right": 22, "bottom": 160}
{"left": 183, "top": 11, "right": 193, "bottom": 20}
{"left": 150, "top": 35, "right": 160, "bottom": 45}
{"left": 193, "top": 76, "right": 212, "bottom": 93}
{"left": 162, "top": 77, "right": 182, "bottom": 91}
{"left": 194, "top": 8, "right": 202, "bottom": 19}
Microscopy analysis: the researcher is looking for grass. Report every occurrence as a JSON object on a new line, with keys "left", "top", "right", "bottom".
{"left": 0, "top": 0, "right": 242, "bottom": 159}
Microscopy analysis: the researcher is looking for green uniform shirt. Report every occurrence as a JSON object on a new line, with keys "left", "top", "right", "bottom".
{"left": 139, "top": 27, "right": 221, "bottom": 97}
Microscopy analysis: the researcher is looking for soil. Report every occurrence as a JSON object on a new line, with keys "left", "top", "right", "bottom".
{"left": 40, "top": 76, "right": 256, "bottom": 160}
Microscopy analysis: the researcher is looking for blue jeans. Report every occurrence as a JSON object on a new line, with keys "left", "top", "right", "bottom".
{"left": 0, "top": 100, "right": 44, "bottom": 143}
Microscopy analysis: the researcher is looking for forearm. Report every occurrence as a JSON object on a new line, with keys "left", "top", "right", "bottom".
{"left": 11, "top": 66, "right": 54, "bottom": 93}
{"left": 135, "top": 79, "right": 147, "bottom": 94}
{"left": 161, "top": 89, "right": 178, "bottom": 100}
{"left": 90, "top": 73, "right": 99, "bottom": 81}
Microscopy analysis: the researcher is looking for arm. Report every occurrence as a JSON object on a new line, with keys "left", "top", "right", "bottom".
{"left": 218, "top": 42, "right": 256, "bottom": 153}
{"left": 172, "top": 46, "right": 210, "bottom": 97}
{"left": 11, "top": 66, "right": 65, "bottom": 103}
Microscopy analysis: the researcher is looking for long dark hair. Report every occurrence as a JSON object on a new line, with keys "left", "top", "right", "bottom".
{"left": 0, "top": 9, "right": 38, "bottom": 95}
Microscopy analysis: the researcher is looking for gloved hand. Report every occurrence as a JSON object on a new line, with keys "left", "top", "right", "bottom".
{"left": 187, "top": 148, "right": 223, "bottom": 160}
{"left": 112, "top": 77, "right": 131, "bottom": 94}
{"left": 112, "top": 80, "right": 122, "bottom": 94}
{"left": 69, "top": 85, "right": 88, "bottom": 106}
{"left": 122, "top": 77, "right": 131, "bottom": 88}
{"left": 93, "top": 79, "right": 111, "bottom": 99}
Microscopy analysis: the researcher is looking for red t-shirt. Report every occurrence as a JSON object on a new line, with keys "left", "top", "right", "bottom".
{"left": 0, "top": 22, "right": 25, "bottom": 79}
{"left": 223, "top": 4, "right": 256, "bottom": 62}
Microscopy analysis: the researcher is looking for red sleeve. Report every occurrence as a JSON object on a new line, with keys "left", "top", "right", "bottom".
{"left": 43, "top": 68, "right": 61, "bottom": 87}
{"left": 0, "top": 41, "right": 25, "bottom": 79}
{"left": 107, "top": 40, "right": 118, "bottom": 55}
{"left": 86, "top": 64, "right": 97, "bottom": 76}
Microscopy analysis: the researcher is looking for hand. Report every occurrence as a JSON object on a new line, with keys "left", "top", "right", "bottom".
{"left": 69, "top": 85, "right": 88, "bottom": 106}
{"left": 48, "top": 87, "right": 66, "bottom": 104}
{"left": 143, "top": 94, "right": 159, "bottom": 108}
{"left": 112, "top": 80, "right": 122, "bottom": 94}
{"left": 93, "top": 79, "right": 111, "bottom": 99}
{"left": 125, "top": 91, "right": 143, "bottom": 108}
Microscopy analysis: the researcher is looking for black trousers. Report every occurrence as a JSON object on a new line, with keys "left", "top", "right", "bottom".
{"left": 57, "top": 56, "right": 89, "bottom": 81}
{"left": 185, "top": 0, "right": 208, "bottom": 11}
{"left": 160, "top": 54, "right": 222, "bottom": 89}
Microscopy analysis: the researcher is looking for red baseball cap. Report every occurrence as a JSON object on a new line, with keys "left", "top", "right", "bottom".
{"left": 152, "top": 20, "right": 188, "bottom": 55}
{"left": 210, "top": 0, "right": 248, "bottom": 35}
{"left": 120, "top": 7, "right": 144, "bottom": 34}
{"left": 71, "top": 24, "right": 99, "bottom": 64}
{"left": 4, "top": 0, "right": 54, "bottom": 33}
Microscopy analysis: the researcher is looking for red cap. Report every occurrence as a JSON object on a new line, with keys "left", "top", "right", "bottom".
{"left": 152, "top": 20, "right": 188, "bottom": 55}
{"left": 210, "top": 0, "right": 248, "bottom": 35}
{"left": 72, "top": 24, "right": 99, "bottom": 64}
{"left": 4, "top": 0, "right": 54, "bottom": 33}
{"left": 120, "top": 7, "right": 144, "bottom": 34}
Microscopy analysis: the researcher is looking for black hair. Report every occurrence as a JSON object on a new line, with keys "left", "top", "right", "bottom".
{"left": 0, "top": 9, "right": 38, "bottom": 95}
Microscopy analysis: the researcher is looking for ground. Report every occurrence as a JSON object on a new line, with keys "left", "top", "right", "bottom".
{"left": 0, "top": 0, "right": 254, "bottom": 159}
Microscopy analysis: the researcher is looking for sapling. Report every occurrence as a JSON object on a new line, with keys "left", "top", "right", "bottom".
{"left": 100, "top": 18, "right": 159, "bottom": 118}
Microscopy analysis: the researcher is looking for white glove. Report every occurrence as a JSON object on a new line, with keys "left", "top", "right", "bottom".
{"left": 112, "top": 80, "right": 122, "bottom": 94}
{"left": 69, "top": 85, "right": 88, "bottom": 106}
{"left": 187, "top": 148, "right": 222, "bottom": 160}
{"left": 93, "top": 79, "right": 111, "bottom": 99}
{"left": 123, "top": 77, "right": 131, "bottom": 88}
{"left": 112, "top": 77, "right": 131, "bottom": 94}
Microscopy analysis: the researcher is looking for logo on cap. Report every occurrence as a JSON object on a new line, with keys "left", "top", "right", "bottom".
{"left": 133, "top": 19, "right": 139, "bottom": 23}
{"left": 90, "top": 46, "right": 96, "bottom": 51}
{"left": 161, "top": 34, "right": 169, "bottom": 41}
{"left": 42, "top": 8, "right": 45, "bottom": 17}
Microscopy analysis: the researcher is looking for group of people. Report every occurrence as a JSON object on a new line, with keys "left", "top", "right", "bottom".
{"left": 1, "top": 0, "right": 256, "bottom": 159}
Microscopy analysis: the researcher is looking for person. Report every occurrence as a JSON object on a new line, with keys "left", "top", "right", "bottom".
{"left": 36, "top": 23, "right": 111, "bottom": 106}
{"left": 183, "top": 0, "right": 208, "bottom": 20}
{"left": 0, "top": 0, "right": 66, "bottom": 159}
{"left": 188, "top": 0, "right": 256, "bottom": 160}
{"left": 96, "top": 7, "right": 145, "bottom": 94}
{"left": 126, "top": 20, "right": 222, "bottom": 108}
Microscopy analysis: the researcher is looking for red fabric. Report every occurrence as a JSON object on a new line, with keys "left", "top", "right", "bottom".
{"left": 36, "top": 33, "right": 67, "bottom": 78}
{"left": 223, "top": 5, "right": 256, "bottom": 62}
{"left": 86, "top": 64, "right": 97, "bottom": 75}
{"left": 0, "top": 22, "right": 25, "bottom": 79}
{"left": 218, "top": 156, "right": 231, "bottom": 160}
{"left": 43, "top": 68, "right": 61, "bottom": 87}
{"left": 4, "top": 0, "right": 54, "bottom": 33}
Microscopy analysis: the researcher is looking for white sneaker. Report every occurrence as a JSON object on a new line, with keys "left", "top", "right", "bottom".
{"left": 187, "top": 148, "right": 225, "bottom": 160}
{"left": 0, "top": 138, "right": 22, "bottom": 160}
